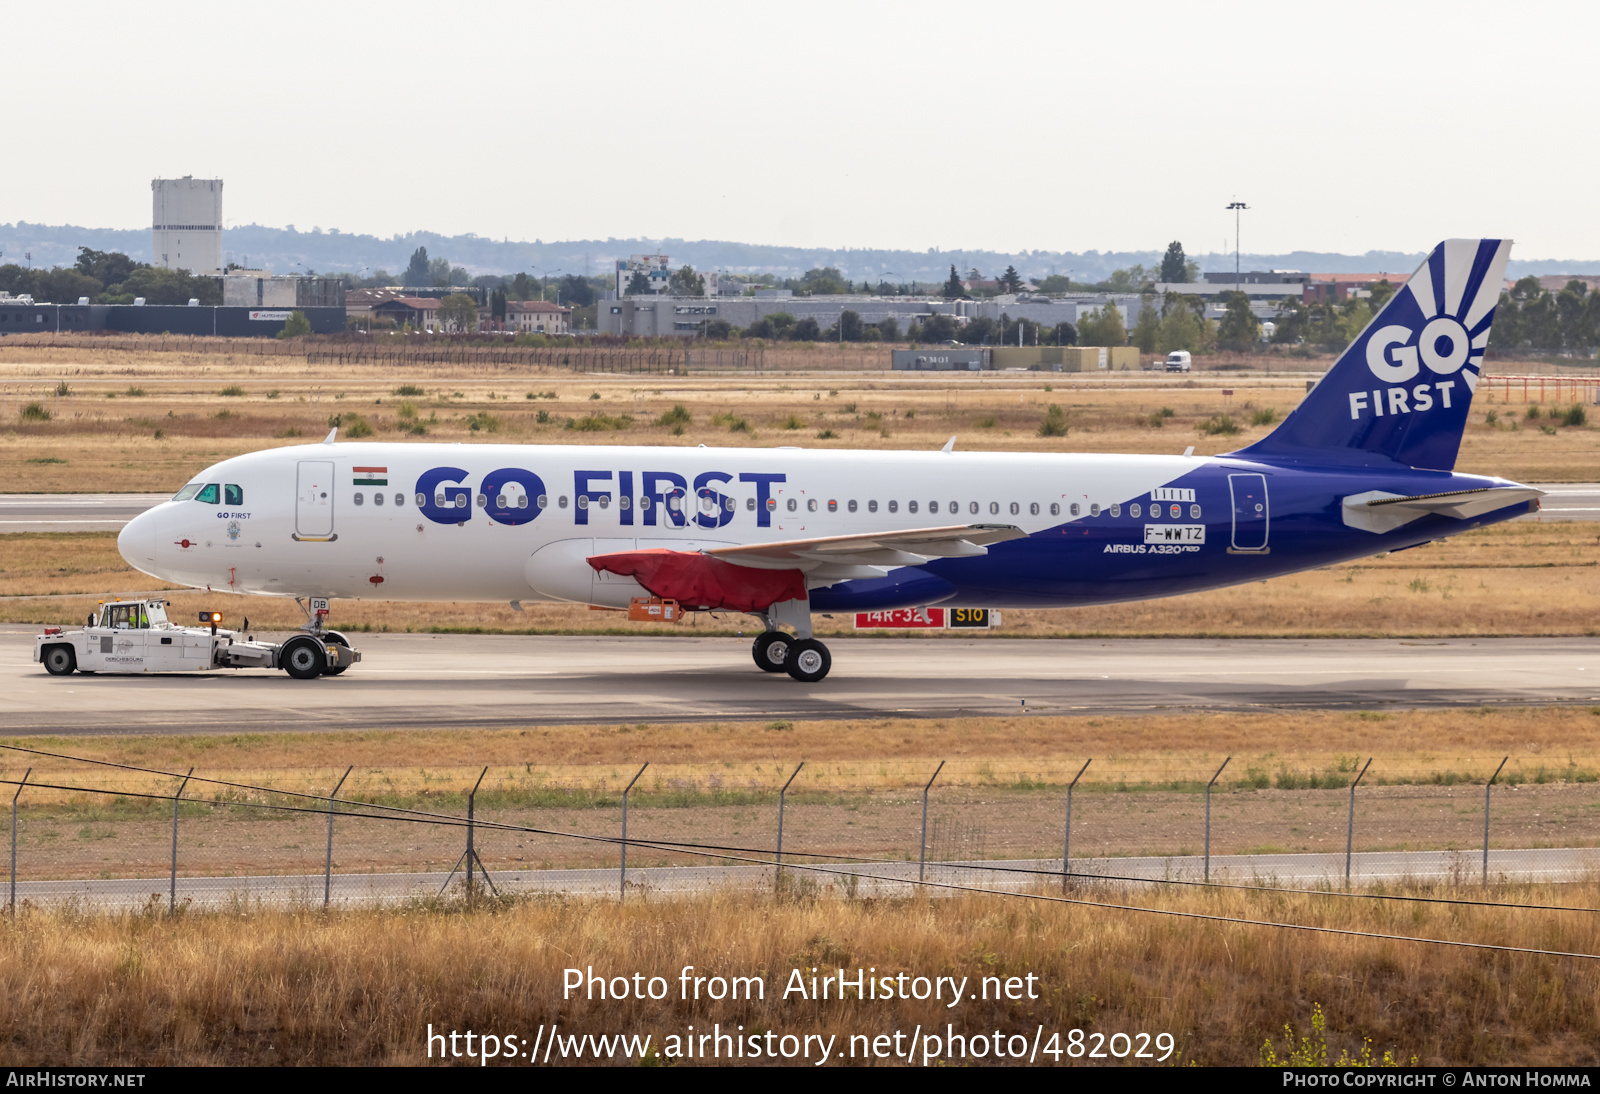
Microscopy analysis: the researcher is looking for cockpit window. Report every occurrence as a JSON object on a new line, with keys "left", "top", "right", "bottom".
{"left": 172, "top": 483, "right": 202, "bottom": 502}
{"left": 224, "top": 484, "right": 243, "bottom": 506}
{"left": 195, "top": 484, "right": 220, "bottom": 504}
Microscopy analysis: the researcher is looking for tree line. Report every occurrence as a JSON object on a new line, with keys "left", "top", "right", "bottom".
{"left": 0, "top": 248, "right": 220, "bottom": 305}
{"left": 1489, "top": 277, "right": 1600, "bottom": 354}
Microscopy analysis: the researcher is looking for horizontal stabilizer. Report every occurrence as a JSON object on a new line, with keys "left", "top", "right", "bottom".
{"left": 1342, "top": 487, "right": 1543, "bottom": 534}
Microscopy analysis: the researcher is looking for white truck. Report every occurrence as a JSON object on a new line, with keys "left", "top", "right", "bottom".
{"left": 1164, "top": 350, "right": 1192, "bottom": 373}
{"left": 34, "top": 598, "right": 360, "bottom": 680}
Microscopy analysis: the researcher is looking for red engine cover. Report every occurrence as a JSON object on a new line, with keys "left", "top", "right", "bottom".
{"left": 587, "top": 550, "right": 807, "bottom": 612}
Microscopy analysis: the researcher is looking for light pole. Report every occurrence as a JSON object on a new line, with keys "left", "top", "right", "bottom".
{"left": 532, "top": 267, "right": 561, "bottom": 302}
{"left": 1226, "top": 201, "right": 1249, "bottom": 290}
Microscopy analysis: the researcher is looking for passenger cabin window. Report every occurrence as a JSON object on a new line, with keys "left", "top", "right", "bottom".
{"left": 868, "top": 500, "right": 878, "bottom": 513}
{"left": 1110, "top": 503, "right": 1121, "bottom": 517}
{"left": 224, "top": 484, "right": 243, "bottom": 506}
{"left": 1130, "top": 503, "right": 1142, "bottom": 518}
{"left": 1050, "top": 503, "right": 1060, "bottom": 516}
{"left": 929, "top": 501, "right": 939, "bottom": 514}
{"left": 908, "top": 500, "right": 918, "bottom": 514}
{"left": 786, "top": 498, "right": 797, "bottom": 512}
{"left": 172, "top": 483, "right": 202, "bottom": 502}
{"left": 888, "top": 500, "right": 898, "bottom": 513}
{"left": 1030, "top": 502, "right": 1039, "bottom": 515}
{"left": 195, "top": 484, "right": 220, "bottom": 504}
{"left": 848, "top": 500, "right": 858, "bottom": 513}
{"left": 354, "top": 492, "right": 364, "bottom": 505}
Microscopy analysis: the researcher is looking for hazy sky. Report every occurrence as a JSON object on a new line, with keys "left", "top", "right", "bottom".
{"left": 7, "top": 0, "right": 1595, "bottom": 259}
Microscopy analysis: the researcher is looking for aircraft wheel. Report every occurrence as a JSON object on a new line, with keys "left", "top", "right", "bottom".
{"left": 42, "top": 645, "right": 76, "bottom": 676}
{"left": 785, "top": 639, "right": 831, "bottom": 683}
{"left": 281, "top": 637, "right": 325, "bottom": 680}
{"left": 752, "top": 631, "right": 791, "bottom": 673}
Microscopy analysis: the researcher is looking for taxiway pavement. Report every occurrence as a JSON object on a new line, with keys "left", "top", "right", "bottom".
{"left": 4, "top": 629, "right": 1596, "bottom": 734}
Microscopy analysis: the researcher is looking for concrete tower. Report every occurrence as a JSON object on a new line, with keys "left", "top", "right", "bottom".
{"left": 151, "top": 177, "right": 223, "bottom": 273}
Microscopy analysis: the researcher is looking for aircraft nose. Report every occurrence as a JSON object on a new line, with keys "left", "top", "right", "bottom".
{"left": 118, "top": 506, "right": 159, "bottom": 568}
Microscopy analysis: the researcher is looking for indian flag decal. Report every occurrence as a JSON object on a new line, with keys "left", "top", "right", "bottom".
{"left": 353, "top": 465, "right": 388, "bottom": 486}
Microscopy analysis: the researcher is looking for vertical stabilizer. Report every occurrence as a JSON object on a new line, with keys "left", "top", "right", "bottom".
{"left": 1235, "top": 238, "right": 1512, "bottom": 470}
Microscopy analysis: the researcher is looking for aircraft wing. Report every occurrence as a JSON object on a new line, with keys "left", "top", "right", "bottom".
{"left": 1342, "top": 487, "right": 1543, "bottom": 534}
{"left": 704, "top": 523, "right": 1027, "bottom": 571}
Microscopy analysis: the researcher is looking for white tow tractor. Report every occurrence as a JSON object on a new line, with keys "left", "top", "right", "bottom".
{"left": 33, "top": 598, "right": 360, "bottom": 680}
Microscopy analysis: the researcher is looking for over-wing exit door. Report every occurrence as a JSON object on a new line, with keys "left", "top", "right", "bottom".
{"left": 1229, "top": 473, "right": 1269, "bottom": 552}
{"left": 296, "top": 460, "right": 335, "bottom": 539}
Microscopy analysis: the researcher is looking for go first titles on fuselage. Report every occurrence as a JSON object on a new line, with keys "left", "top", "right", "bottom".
{"left": 414, "top": 464, "right": 794, "bottom": 530}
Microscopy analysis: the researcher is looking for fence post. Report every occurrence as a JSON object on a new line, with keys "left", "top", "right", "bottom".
{"left": 620, "top": 763, "right": 648, "bottom": 900}
{"left": 324, "top": 765, "right": 352, "bottom": 908}
{"left": 775, "top": 762, "right": 804, "bottom": 887}
{"left": 465, "top": 766, "right": 487, "bottom": 904}
{"left": 1204, "top": 757, "right": 1230, "bottom": 882}
{"left": 10, "top": 769, "right": 29, "bottom": 917}
{"left": 1344, "top": 758, "right": 1373, "bottom": 888}
{"left": 1063, "top": 759, "right": 1091, "bottom": 893}
{"left": 170, "top": 767, "right": 193, "bottom": 915}
{"left": 1483, "top": 756, "right": 1508, "bottom": 887}
{"left": 918, "top": 761, "right": 946, "bottom": 885}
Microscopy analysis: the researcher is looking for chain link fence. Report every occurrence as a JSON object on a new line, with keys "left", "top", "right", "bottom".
{"left": 6, "top": 750, "right": 1600, "bottom": 912}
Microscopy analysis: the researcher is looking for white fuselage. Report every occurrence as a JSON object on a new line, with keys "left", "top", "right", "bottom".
{"left": 118, "top": 441, "right": 1204, "bottom": 606}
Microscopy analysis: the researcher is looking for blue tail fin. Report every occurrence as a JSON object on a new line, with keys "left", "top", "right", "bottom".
{"left": 1235, "top": 239, "right": 1512, "bottom": 470}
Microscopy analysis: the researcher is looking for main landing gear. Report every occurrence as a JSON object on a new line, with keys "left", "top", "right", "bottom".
{"left": 751, "top": 599, "right": 832, "bottom": 683}
{"left": 753, "top": 632, "right": 832, "bottom": 682}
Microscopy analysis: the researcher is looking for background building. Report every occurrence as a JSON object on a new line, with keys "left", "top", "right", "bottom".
{"left": 505, "top": 300, "right": 571, "bottom": 334}
{"left": 0, "top": 298, "right": 343, "bottom": 337}
{"left": 222, "top": 274, "right": 344, "bottom": 308}
{"left": 598, "top": 292, "right": 1144, "bottom": 339}
{"left": 151, "top": 177, "right": 223, "bottom": 274}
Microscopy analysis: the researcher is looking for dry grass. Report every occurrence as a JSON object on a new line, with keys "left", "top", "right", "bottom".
{"left": 7, "top": 706, "right": 1599, "bottom": 807}
{"left": 0, "top": 346, "right": 1595, "bottom": 491}
{"left": 5, "top": 519, "right": 1599, "bottom": 637}
{"left": 1, "top": 885, "right": 1598, "bottom": 1065}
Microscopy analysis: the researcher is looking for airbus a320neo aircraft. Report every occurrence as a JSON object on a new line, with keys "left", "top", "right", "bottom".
{"left": 119, "top": 239, "right": 1538, "bottom": 682}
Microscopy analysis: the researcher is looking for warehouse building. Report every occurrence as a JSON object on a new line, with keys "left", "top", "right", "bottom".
{"left": 0, "top": 297, "right": 343, "bottom": 337}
